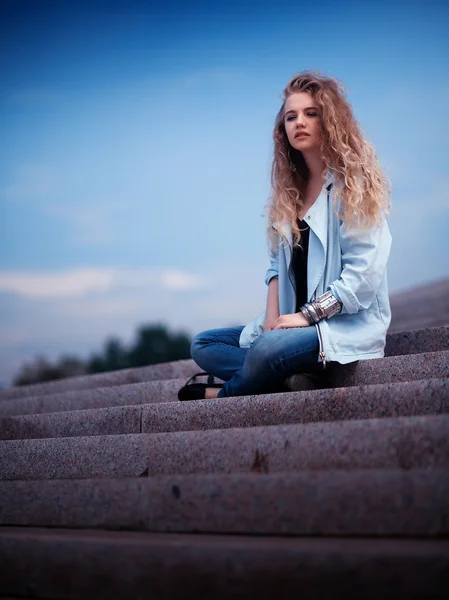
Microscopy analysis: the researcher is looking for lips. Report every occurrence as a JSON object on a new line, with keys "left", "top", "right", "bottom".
{"left": 295, "top": 132, "right": 310, "bottom": 138}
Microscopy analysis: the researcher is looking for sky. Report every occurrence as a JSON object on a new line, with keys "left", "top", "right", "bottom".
{"left": 0, "top": 0, "right": 448, "bottom": 387}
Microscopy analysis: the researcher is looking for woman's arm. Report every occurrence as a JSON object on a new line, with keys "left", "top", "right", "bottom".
{"left": 264, "top": 243, "right": 279, "bottom": 286}
{"left": 327, "top": 216, "right": 392, "bottom": 314}
{"left": 264, "top": 276, "right": 280, "bottom": 331}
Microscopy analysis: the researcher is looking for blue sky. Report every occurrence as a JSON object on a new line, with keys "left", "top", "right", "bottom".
{"left": 1, "top": 0, "right": 448, "bottom": 386}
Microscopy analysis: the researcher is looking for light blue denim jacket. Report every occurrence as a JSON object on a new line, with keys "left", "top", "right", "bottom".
{"left": 239, "top": 168, "right": 392, "bottom": 366}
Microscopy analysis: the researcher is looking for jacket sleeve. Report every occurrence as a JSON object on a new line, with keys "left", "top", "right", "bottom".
{"left": 327, "top": 216, "right": 392, "bottom": 315}
{"left": 264, "top": 244, "right": 279, "bottom": 286}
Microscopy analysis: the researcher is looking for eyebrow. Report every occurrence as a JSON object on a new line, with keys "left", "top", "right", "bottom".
{"left": 285, "top": 106, "right": 318, "bottom": 115}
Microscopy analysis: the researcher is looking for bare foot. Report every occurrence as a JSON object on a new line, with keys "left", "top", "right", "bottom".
{"left": 204, "top": 387, "right": 220, "bottom": 399}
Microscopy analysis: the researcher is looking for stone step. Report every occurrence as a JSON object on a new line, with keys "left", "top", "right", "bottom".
{"left": 285, "top": 350, "right": 449, "bottom": 391}
{"left": 0, "top": 377, "right": 187, "bottom": 418}
{"left": 388, "top": 278, "right": 449, "bottom": 334}
{"left": 1, "top": 527, "right": 448, "bottom": 599}
{"left": 1, "top": 377, "right": 447, "bottom": 441}
{"left": 1, "top": 415, "right": 447, "bottom": 481}
{"left": 2, "top": 349, "right": 448, "bottom": 419}
{"left": 0, "top": 358, "right": 198, "bottom": 402}
{"left": 1, "top": 326, "right": 447, "bottom": 404}
{"left": 1, "top": 469, "right": 448, "bottom": 536}
{"left": 385, "top": 325, "right": 448, "bottom": 356}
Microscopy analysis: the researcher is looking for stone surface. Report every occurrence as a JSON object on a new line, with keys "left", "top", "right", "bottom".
{"left": 1, "top": 377, "right": 447, "bottom": 441}
{"left": 1, "top": 527, "right": 448, "bottom": 599}
{"left": 1, "top": 470, "right": 448, "bottom": 536}
{"left": 0, "top": 358, "right": 198, "bottom": 402}
{"left": 1, "top": 415, "right": 448, "bottom": 481}
{"left": 0, "top": 404, "right": 142, "bottom": 440}
{"left": 286, "top": 350, "right": 449, "bottom": 391}
{"left": 2, "top": 325, "right": 448, "bottom": 405}
{"left": 385, "top": 325, "right": 449, "bottom": 357}
{"left": 0, "top": 319, "right": 448, "bottom": 598}
{"left": 0, "top": 378, "right": 186, "bottom": 418}
{"left": 0, "top": 433, "right": 152, "bottom": 480}
{"left": 2, "top": 350, "right": 448, "bottom": 419}
{"left": 141, "top": 377, "right": 448, "bottom": 435}
{"left": 389, "top": 277, "right": 449, "bottom": 334}
{"left": 143, "top": 414, "right": 449, "bottom": 477}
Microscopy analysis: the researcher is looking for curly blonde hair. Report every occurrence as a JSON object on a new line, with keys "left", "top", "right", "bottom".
{"left": 267, "top": 70, "right": 391, "bottom": 250}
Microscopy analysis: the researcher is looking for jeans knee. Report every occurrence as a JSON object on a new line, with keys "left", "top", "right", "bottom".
{"left": 247, "top": 333, "right": 279, "bottom": 372}
{"left": 190, "top": 330, "right": 212, "bottom": 362}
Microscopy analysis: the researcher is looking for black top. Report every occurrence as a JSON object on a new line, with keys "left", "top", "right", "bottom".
{"left": 290, "top": 218, "right": 310, "bottom": 312}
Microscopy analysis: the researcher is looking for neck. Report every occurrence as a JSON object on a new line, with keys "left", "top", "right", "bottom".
{"left": 301, "top": 150, "right": 325, "bottom": 182}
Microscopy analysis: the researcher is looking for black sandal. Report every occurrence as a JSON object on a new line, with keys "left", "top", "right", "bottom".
{"left": 178, "top": 371, "right": 223, "bottom": 401}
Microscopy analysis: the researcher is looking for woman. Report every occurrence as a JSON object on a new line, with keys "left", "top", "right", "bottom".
{"left": 179, "top": 70, "right": 392, "bottom": 401}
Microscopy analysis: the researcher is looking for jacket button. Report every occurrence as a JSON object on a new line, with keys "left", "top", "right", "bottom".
{"left": 307, "top": 215, "right": 311, "bottom": 219}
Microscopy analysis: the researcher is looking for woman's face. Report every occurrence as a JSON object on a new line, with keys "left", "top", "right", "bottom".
{"left": 283, "top": 92, "right": 321, "bottom": 152}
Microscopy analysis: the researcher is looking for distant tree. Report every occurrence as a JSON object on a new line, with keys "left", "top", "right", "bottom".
{"left": 13, "top": 323, "right": 192, "bottom": 385}
{"left": 128, "top": 324, "right": 191, "bottom": 366}
{"left": 14, "top": 355, "right": 86, "bottom": 386}
{"left": 87, "top": 336, "right": 130, "bottom": 374}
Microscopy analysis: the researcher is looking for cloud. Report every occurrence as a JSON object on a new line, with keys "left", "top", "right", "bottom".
{"left": 0, "top": 266, "right": 210, "bottom": 300}
{"left": 161, "top": 269, "right": 207, "bottom": 291}
{"left": 0, "top": 268, "right": 116, "bottom": 299}
{"left": 0, "top": 260, "right": 265, "bottom": 385}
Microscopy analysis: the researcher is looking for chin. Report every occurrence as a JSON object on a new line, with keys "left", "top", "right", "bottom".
{"left": 292, "top": 139, "right": 311, "bottom": 151}
{"left": 299, "top": 142, "right": 319, "bottom": 155}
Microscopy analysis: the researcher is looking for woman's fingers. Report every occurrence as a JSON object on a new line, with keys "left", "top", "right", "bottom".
{"left": 272, "top": 313, "right": 308, "bottom": 330}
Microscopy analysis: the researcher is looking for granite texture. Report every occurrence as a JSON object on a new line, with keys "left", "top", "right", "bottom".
{"left": 385, "top": 325, "right": 449, "bottom": 357}
{"left": 0, "top": 377, "right": 186, "bottom": 418}
{"left": 1, "top": 469, "right": 448, "bottom": 536}
{"left": 1, "top": 377, "right": 447, "bottom": 441}
{"left": 1, "top": 321, "right": 448, "bottom": 600}
{"left": 0, "top": 358, "right": 198, "bottom": 402}
{"left": 388, "top": 277, "right": 449, "bottom": 334}
{"left": 0, "top": 404, "right": 142, "bottom": 440}
{"left": 0, "top": 433, "right": 152, "bottom": 481}
{"left": 1, "top": 414, "right": 447, "bottom": 481}
{"left": 142, "top": 376, "right": 449, "bottom": 434}
{"left": 2, "top": 350, "right": 448, "bottom": 420}
{"left": 1, "top": 527, "right": 448, "bottom": 599}
{"left": 1, "top": 325, "right": 448, "bottom": 405}
{"left": 285, "top": 350, "right": 449, "bottom": 391}
{"left": 143, "top": 414, "right": 449, "bottom": 476}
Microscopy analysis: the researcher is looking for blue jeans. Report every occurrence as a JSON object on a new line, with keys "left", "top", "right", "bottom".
{"left": 190, "top": 325, "right": 320, "bottom": 398}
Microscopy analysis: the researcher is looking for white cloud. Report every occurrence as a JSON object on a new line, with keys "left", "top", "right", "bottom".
{"left": 0, "top": 268, "right": 116, "bottom": 299}
{"left": 161, "top": 270, "right": 207, "bottom": 291}
{"left": 0, "top": 266, "right": 210, "bottom": 300}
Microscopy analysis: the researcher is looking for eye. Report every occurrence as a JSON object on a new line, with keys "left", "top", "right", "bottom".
{"left": 307, "top": 112, "right": 318, "bottom": 117}
{"left": 286, "top": 115, "right": 295, "bottom": 121}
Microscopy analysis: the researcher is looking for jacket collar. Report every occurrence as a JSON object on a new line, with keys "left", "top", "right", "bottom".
{"left": 274, "top": 168, "right": 335, "bottom": 244}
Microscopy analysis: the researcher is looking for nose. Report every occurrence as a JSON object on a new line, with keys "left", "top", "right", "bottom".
{"left": 296, "top": 113, "right": 307, "bottom": 127}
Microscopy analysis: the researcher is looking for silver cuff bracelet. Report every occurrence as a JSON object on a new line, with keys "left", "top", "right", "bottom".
{"left": 300, "top": 291, "right": 343, "bottom": 324}
{"left": 299, "top": 305, "right": 315, "bottom": 325}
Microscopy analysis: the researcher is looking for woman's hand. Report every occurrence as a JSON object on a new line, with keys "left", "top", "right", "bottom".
{"left": 271, "top": 312, "right": 310, "bottom": 330}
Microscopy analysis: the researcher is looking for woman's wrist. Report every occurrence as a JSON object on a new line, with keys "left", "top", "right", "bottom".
{"left": 300, "top": 291, "right": 343, "bottom": 324}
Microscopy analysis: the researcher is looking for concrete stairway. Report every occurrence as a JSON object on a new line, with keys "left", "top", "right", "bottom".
{"left": 0, "top": 325, "right": 448, "bottom": 599}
